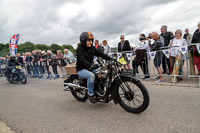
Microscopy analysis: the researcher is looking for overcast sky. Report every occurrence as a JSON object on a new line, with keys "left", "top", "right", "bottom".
{"left": 0, "top": 0, "right": 200, "bottom": 48}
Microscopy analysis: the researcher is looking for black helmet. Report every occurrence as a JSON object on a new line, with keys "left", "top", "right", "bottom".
{"left": 10, "top": 54, "right": 16, "bottom": 61}
{"left": 79, "top": 32, "right": 94, "bottom": 46}
{"left": 10, "top": 54, "right": 16, "bottom": 58}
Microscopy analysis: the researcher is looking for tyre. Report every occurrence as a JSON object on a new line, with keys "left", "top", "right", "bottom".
{"left": 21, "top": 74, "right": 27, "bottom": 84}
{"left": 69, "top": 75, "right": 88, "bottom": 102}
{"left": 115, "top": 77, "right": 150, "bottom": 114}
{"left": 6, "top": 74, "right": 14, "bottom": 83}
{"left": 7, "top": 78, "right": 13, "bottom": 83}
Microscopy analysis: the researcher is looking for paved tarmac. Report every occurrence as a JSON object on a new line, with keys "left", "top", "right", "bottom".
{"left": 0, "top": 77, "right": 200, "bottom": 133}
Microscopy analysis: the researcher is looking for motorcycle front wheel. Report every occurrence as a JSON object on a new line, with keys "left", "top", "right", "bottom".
{"left": 115, "top": 77, "right": 150, "bottom": 114}
{"left": 69, "top": 75, "right": 88, "bottom": 102}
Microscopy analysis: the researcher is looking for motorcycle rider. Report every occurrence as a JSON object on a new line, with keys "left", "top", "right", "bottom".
{"left": 76, "top": 32, "right": 112, "bottom": 103}
{"left": 6, "top": 54, "right": 20, "bottom": 80}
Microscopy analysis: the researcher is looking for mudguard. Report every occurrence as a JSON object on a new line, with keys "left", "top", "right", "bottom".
{"left": 111, "top": 74, "right": 140, "bottom": 104}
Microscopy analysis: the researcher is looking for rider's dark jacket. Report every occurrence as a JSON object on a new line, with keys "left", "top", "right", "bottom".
{"left": 8, "top": 59, "right": 20, "bottom": 67}
{"left": 76, "top": 44, "right": 112, "bottom": 71}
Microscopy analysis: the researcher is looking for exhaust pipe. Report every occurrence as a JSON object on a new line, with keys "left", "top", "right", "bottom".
{"left": 64, "top": 83, "right": 87, "bottom": 89}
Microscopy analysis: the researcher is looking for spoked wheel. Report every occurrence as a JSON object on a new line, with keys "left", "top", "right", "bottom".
{"left": 116, "top": 77, "right": 150, "bottom": 114}
{"left": 70, "top": 75, "right": 88, "bottom": 102}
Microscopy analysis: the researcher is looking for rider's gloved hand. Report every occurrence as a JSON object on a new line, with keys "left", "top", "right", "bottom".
{"left": 89, "top": 64, "right": 99, "bottom": 71}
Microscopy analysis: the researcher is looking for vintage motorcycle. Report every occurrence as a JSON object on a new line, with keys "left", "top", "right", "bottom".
{"left": 64, "top": 57, "right": 150, "bottom": 114}
{"left": 5, "top": 65, "right": 27, "bottom": 84}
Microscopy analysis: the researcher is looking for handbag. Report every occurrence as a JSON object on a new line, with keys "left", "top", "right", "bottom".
{"left": 61, "top": 59, "right": 67, "bottom": 66}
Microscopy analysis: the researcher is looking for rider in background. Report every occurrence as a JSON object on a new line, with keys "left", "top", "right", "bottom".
{"left": 76, "top": 32, "right": 112, "bottom": 103}
{"left": 6, "top": 54, "right": 20, "bottom": 79}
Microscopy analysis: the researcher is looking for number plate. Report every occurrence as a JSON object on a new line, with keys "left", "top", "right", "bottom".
{"left": 121, "top": 69, "right": 136, "bottom": 76}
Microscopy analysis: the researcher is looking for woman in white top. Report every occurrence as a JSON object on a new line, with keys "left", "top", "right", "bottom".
{"left": 169, "top": 29, "right": 187, "bottom": 80}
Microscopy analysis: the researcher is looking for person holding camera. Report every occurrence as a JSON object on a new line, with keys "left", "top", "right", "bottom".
{"left": 150, "top": 32, "right": 164, "bottom": 83}
{"left": 132, "top": 34, "right": 150, "bottom": 80}
{"left": 64, "top": 49, "right": 75, "bottom": 63}
{"left": 57, "top": 50, "right": 66, "bottom": 78}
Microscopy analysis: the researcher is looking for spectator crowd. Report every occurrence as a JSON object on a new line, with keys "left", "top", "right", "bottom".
{"left": 0, "top": 22, "right": 200, "bottom": 83}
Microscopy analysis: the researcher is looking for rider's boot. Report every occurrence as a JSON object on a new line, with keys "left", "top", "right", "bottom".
{"left": 88, "top": 95, "right": 97, "bottom": 104}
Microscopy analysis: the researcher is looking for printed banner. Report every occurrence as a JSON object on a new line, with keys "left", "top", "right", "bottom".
{"left": 9, "top": 34, "right": 20, "bottom": 55}
{"left": 126, "top": 53, "right": 132, "bottom": 60}
{"left": 180, "top": 45, "right": 187, "bottom": 55}
{"left": 149, "top": 51, "right": 156, "bottom": 60}
{"left": 162, "top": 49, "right": 170, "bottom": 58}
{"left": 196, "top": 44, "right": 200, "bottom": 54}
{"left": 108, "top": 53, "right": 113, "bottom": 58}
{"left": 118, "top": 53, "right": 122, "bottom": 57}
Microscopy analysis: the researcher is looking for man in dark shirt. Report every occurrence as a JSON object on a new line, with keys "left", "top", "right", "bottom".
{"left": 118, "top": 35, "right": 131, "bottom": 69}
{"left": 160, "top": 25, "right": 173, "bottom": 74}
{"left": 16, "top": 53, "right": 23, "bottom": 65}
{"left": 94, "top": 40, "right": 103, "bottom": 53}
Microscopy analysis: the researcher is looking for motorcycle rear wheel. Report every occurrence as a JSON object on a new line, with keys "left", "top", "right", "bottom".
{"left": 69, "top": 75, "right": 88, "bottom": 102}
{"left": 21, "top": 74, "right": 27, "bottom": 84}
{"left": 116, "top": 77, "right": 150, "bottom": 114}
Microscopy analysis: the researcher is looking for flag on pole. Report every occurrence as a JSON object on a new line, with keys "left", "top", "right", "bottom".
{"left": 9, "top": 34, "right": 20, "bottom": 55}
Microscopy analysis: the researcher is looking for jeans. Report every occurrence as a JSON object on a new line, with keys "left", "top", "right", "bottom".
{"left": 38, "top": 66, "right": 44, "bottom": 77}
{"left": 33, "top": 65, "right": 39, "bottom": 77}
{"left": 52, "top": 64, "right": 58, "bottom": 78}
{"left": 27, "top": 65, "right": 32, "bottom": 75}
{"left": 77, "top": 69, "right": 95, "bottom": 96}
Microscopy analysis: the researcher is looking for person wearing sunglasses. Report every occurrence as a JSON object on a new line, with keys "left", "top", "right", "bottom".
{"left": 169, "top": 29, "right": 187, "bottom": 81}
{"left": 160, "top": 25, "right": 174, "bottom": 74}
{"left": 117, "top": 35, "right": 131, "bottom": 69}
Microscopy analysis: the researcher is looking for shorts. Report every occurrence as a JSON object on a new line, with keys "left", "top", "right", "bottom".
{"left": 154, "top": 60, "right": 162, "bottom": 68}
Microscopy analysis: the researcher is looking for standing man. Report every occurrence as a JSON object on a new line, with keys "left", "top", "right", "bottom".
{"left": 183, "top": 28, "right": 193, "bottom": 45}
{"left": 184, "top": 28, "right": 194, "bottom": 75}
{"left": 160, "top": 25, "right": 173, "bottom": 74}
{"left": 32, "top": 50, "right": 40, "bottom": 78}
{"left": 64, "top": 48, "right": 75, "bottom": 62}
{"left": 102, "top": 40, "right": 111, "bottom": 55}
{"left": 191, "top": 22, "right": 200, "bottom": 75}
{"left": 118, "top": 35, "right": 131, "bottom": 69}
{"left": 94, "top": 40, "right": 103, "bottom": 53}
{"left": 16, "top": 53, "right": 23, "bottom": 65}
{"left": 150, "top": 32, "right": 164, "bottom": 83}
{"left": 5, "top": 55, "right": 9, "bottom": 62}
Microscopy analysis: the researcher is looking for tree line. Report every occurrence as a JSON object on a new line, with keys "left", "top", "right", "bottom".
{"left": 0, "top": 41, "right": 75, "bottom": 56}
